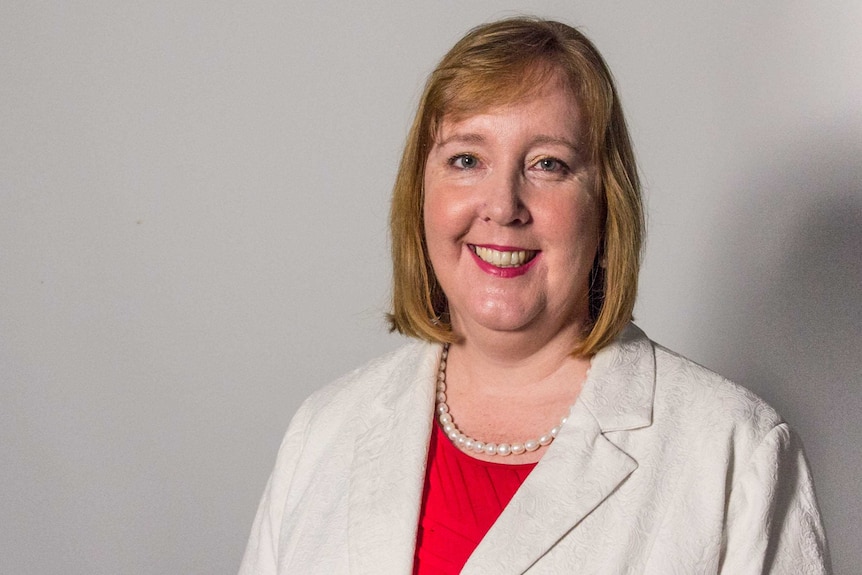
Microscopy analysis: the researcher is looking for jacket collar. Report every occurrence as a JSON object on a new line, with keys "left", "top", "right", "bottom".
{"left": 462, "top": 322, "right": 656, "bottom": 573}
{"left": 579, "top": 322, "right": 655, "bottom": 433}
{"left": 347, "top": 324, "right": 656, "bottom": 574}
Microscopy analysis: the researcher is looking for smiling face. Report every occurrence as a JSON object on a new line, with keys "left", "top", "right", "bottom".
{"left": 423, "top": 74, "right": 603, "bottom": 347}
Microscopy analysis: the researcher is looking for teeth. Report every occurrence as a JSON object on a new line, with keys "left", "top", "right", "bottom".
{"left": 473, "top": 246, "right": 536, "bottom": 267}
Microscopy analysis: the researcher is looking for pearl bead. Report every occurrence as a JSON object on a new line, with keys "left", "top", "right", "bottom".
{"left": 433, "top": 343, "right": 573, "bottom": 457}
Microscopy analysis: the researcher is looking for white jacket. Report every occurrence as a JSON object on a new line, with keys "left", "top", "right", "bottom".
{"left": 239, "top": 324, "right": 830, "bottom": 574}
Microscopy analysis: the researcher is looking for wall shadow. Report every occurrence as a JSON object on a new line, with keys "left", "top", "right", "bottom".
{"left": 698, "top": 128, "right": 861, "bottom": 571}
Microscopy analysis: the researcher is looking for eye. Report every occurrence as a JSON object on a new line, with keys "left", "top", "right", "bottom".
{"left": 534, "top": 157, "right": 570, "bottom": 173}
{"left": 449, "top": 154, "right": 479, "bottom": 169}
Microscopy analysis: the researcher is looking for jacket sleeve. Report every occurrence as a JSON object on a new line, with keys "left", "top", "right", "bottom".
{"left": 720, "top": 422, "right": 831, "bottom": 574}
{"left": 238, "top": 402, "right": 312, "bottom": 575}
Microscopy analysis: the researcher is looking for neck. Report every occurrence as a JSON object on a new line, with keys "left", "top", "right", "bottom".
{"left": 436, "top": 329, "right": 591, "bottom": 464}
{"left": 449, "top": 316, "right": 588, "bottom": 378}
{"left": 445, "top": 331, "right": 591, "bottom": 404}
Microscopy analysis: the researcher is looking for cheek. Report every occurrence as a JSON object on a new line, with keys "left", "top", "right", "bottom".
{"left": 422, "top": 189, "right": 443, "bottom": 247}
{"left": 545, "top": 198, "right": 601, "bottom": 244}
{"left": 544, "top": 206, "right": 603, "bottom": 281}
{"left": 423, "top": 183, "right": 472, "bottom": 246}
{"left": 422, "top": 187, "right": 456, "bottom": 267}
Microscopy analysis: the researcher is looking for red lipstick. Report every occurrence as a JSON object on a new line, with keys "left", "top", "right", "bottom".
{"left": 468, "top": 244, "right": 540, "bottom": 278}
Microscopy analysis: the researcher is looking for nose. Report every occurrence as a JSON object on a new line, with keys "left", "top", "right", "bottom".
{"left": 478, "top": 170, "right": 531, "bottom": 226}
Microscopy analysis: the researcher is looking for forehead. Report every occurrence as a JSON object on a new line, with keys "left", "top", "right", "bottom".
{"left": 434, "top": 76, "right": 585, "bottom": 145}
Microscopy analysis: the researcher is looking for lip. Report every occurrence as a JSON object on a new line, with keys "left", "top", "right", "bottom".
{"left": 468, "top": 244, "right": 540, "bottom": 278}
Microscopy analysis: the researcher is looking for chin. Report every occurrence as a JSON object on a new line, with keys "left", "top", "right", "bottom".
{"left": 457, "top": 302, "right": 542, "bottom": 334}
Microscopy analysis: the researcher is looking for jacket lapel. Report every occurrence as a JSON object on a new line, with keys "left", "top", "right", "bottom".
{"left": 346, "top": 342, "right": 440, "bottom": 574}
{"left": 462, "top": 324, "right": 656, "bottom": 574}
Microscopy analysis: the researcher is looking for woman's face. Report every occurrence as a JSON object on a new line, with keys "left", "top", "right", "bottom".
{"left": 423, "top": 75, "right": 602, "bottom": 346}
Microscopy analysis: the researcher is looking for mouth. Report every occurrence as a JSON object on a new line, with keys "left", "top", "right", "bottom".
{"left": 470, "top": 245, "right": 538, "bottom": 268}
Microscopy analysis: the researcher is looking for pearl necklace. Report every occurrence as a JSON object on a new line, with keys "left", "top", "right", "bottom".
{"left": 435, "top": 343, "right": 569, "bottom": 457}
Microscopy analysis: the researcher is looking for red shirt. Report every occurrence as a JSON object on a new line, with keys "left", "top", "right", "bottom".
{"left": 413, "top": 423, "right": 537, "bottom": 574}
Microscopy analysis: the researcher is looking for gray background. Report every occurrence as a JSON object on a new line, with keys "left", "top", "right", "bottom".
{"left": 2, "top": 1, "right": 859, "bottom": 573}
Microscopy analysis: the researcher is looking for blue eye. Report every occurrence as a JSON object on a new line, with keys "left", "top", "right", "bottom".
{"left": 450, "top": 154, "right": 479, "bottom": 169}
{"left": 536, "top": 157, "right": 568, "bottom": 172}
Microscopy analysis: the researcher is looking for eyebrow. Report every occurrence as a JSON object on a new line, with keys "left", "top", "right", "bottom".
{"left": 434, "top": 133, "right": 487, "bottom": 148}
{"left": 434, "top": 132, "right": 582, "bottom": 152}
{"left": 530, "top": 134, "right": 582, "bottom": 151}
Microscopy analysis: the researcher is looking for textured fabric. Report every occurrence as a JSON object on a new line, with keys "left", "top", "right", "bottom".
{"left": 413, "top": 423, "right": 536, "bottom": 574}
{"left": 238, "top": 324, "right": 832, "bottom": 574}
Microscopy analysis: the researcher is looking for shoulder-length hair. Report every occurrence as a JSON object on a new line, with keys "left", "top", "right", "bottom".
{"left": 388, "top": 17, "right": 644, "bottom": 356}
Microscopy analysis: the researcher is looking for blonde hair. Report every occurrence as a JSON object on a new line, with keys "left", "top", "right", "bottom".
{"left": 388, "top": 17, "right": 644, "bottom": 356}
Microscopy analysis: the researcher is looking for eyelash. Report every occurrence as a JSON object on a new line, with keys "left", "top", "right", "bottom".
{"left": 534, "top": 157, "right": 570, "bottom": 174}
{"left": 445, "top": 154, "right": 571, "bottom": 174}
{"left": 447, "top": 154, "right": 479, "bottom": 169}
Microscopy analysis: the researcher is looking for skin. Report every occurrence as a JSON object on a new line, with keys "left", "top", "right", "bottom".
{"left": 423, "top": 74, "right": 602, "bottom": 463}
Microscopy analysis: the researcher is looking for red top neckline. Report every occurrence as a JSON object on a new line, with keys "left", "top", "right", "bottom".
{"left": 412, "top": 423, "right": 537, "bottom": 574}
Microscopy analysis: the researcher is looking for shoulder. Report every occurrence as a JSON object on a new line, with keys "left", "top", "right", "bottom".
{"left": 261, "top": 339, "right": 437, "bottom": 501}
{"left": 596, "top": 327, "right": 829, "bottom": 572}
{"left": 651, "top": 342, "right": 784, "bottom": 438}
{"left": 602, "top": 326, "right": 804, "bottom": 489}
{"left": 289, "top": 340, "right": 437, "bottom": 434}
{"left": 301, "top": 339, "right": 436, "bottom": 410}
{"left": 630, "top": 338, "right": 795, "bottom": 478}
{"left": 594, "top": 323, "right": 786, "bottom": 452}
{"left": 591, "top": 323, "right": 784, "bottom": 441}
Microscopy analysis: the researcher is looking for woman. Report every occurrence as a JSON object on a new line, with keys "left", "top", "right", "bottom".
{"left": 240, "top": 18, "right": 830, "bottom": 574}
